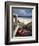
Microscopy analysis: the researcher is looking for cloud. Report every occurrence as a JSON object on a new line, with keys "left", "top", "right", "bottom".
{"left": 12, "top": 8, "right": 32, "bottom": 16}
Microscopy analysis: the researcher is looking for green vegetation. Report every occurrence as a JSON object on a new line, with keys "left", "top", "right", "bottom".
{"left": 22, "top": 22, "right": 32, "bottom": 31}
{"left": 18, "top": 21, "right": 32, "bottom": 31}
{"left": 26, "top": 22, "right": 32, "bottom": 31}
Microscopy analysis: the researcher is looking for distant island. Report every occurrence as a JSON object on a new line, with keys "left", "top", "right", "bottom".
{"left": 13, "top": 15, "right": 32, "bottom": 18}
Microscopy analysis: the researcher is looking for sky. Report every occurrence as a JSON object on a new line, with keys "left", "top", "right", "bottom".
{"left": 12, "top": 8, "right": 32, "bottom": 17}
